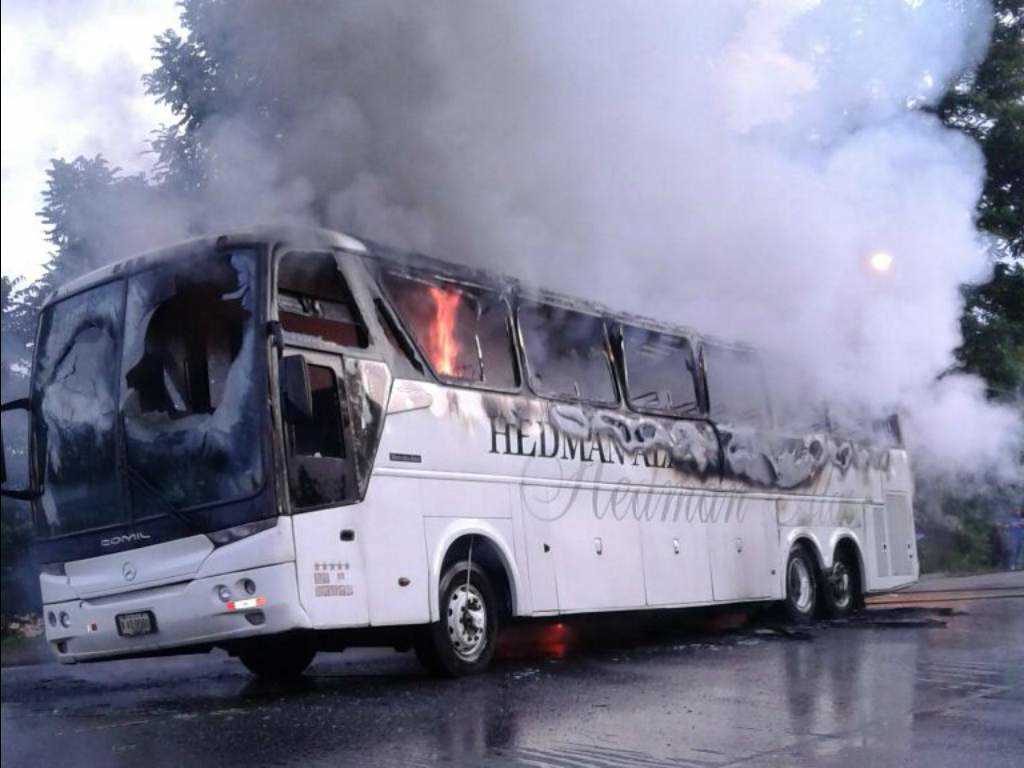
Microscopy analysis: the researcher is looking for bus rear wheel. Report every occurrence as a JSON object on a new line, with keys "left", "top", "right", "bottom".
{"left": 416, "top": 561, "right": 498, "bottom": 676}
{"left": 783, "top": 547, "right": 818, "bottom": 624}
{"left": 821, "top": 549, "right": 861, "bottom": 618}
{"left": 237, "top": 638, "right": 316, "bottom": 680}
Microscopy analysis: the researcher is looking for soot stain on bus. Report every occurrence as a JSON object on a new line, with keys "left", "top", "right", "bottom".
{"left": 482, "top": 391, "right": 890, "bottom": 495}
{"left": 394, "top": 245, "right": 900, "bottom": 500}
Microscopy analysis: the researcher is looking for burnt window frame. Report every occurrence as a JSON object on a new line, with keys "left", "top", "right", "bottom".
{"left": 616, "top": 323, "right": 706, "bottom": 419}
{"left": 119, "top": 247, "right": 271, "bottom": 521}
{"left": 279, "top": 356, "right": 358, "bottom": 513}
{"left": 274, "top": 250, "right": 371, "bottom": 351}
{"left": 515, "top": 298, "right": 621, "bottom": 408}
{"left": 25, "top": 242, "right": 274, "bottom": 543}
{"left": 377, "top": 269, "right": 523, "bottom": 395}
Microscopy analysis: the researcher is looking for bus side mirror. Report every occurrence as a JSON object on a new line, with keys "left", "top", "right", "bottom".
{"left": 1, "top": 398, "right": 40, "bottom": 500}
{"left": 279, "top": 356, "right": 313, "bottom": 423}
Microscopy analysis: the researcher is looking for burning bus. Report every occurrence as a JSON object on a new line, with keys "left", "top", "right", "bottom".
{"left": 0, "top": 228, "right": 917, "bottom": 676}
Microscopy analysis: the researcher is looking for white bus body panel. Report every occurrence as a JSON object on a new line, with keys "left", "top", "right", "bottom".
{"left": 639, "top": 492, "right": 714, "bottom": 606}
{"left": 707, "top": 496, "right": 780, "bottom": 601}
{"left": 292, "top": 505, "right": 371, "bottom": 627}
{"left": 365, "top": 379, "right": 916, "bottom": 620}
{"left": 41, "top": 518, "right": 307, "bottom": 662}
{"left": 361, "top": 475, "right": 431, "bottom": 626}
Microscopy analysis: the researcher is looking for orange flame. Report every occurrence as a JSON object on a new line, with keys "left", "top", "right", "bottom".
{"left": 426, "top": 285, "right": 462, "bottom": 376}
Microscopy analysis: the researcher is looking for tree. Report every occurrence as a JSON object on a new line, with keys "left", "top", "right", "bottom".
{"left": 32, "top": 156, "right": 152, "bottom": 302}
{"left": 956, "top": 261, "right": 1024, "bottom": 402}
{"left": 933, "top": 0, "right": 1023, "bottom": 260}
{"left": 144, "top": 0, "right": 283, "bottom": 195}
{"left": 935, "top": 1, "right": 1024, "bottom": 403}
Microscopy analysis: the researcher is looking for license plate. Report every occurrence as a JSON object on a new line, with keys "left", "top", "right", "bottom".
{"left": 116, "top": 611, "right": 156, "bottom": 637}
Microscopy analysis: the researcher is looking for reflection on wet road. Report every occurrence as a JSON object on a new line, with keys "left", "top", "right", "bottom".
{"left": 2, "top": 574, "right": 1022, "bottom": 768}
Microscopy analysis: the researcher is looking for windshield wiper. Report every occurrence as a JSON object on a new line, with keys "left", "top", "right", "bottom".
{"left": 121, "top": 460, "right": 203, "bottom": 536}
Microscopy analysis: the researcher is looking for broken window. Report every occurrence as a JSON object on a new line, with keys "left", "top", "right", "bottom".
{"left": 518, "top": 301, "right": 617, "bottom": 405}
{"left": 120, "top": 250, "right": 264, "bottom": 511}
{"left": 703, "top": 344, "right": 773, "bottom": 429}
{"left": 383, "top": 272, "right": 519, "bottom": 390}
{"left": 283, "top": 361, "right": 353, "bottom": 509}
{"left": 32, "top": 281, "right": 127, "bottom": 536}
{"left": 621, "top": 326, "right": 702, "bottom": 417}
{"left": 277, "top": 252, "right": 368, "bottom": 348}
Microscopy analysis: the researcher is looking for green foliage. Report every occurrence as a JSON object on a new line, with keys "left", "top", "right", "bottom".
{"left": 1, "top": 497, "right": 36, "bottom": 616}
{"left": 956, "top": 261, "right": 1024, "bottom": 401}
{"left": 1, "top": 157, "right": 152, "bottom": 393}
{"left": 933, "top": 0, "right": 1023, "bottom": 260}
{"left": 939, "top": 1, "right": 1024, "bottom": 411}
{"left": 1, "top": 276, "right": 34, "bottom": 387}
{"left": 917, "top": 508, "right": 1003, "bottom": 574}
{"left": 34, "top": 156, "right": 151, "bottom": 298}
{"left": 144, "top": 0, "right": 275, "bottom": 193}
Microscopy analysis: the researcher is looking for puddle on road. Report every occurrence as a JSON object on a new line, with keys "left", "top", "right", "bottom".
{"left": 494, "top": 605, "right": 953, "bottom": 665}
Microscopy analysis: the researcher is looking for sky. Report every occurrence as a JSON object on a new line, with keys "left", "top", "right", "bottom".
{"left": 1, "top": 0, "right": 179, "bottom": 280}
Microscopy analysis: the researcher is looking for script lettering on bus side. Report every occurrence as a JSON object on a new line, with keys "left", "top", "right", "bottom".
{"left": 489, "top": 416, "right": 747, "bottom": 526}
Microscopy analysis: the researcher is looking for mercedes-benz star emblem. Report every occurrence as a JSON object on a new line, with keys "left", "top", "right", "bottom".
{"left": 122, "top": 561, "right": 137, "bottom": 582}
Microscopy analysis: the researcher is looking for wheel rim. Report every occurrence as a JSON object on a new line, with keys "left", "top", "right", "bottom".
{"left": 446, "top": 583, "right": 488, "bottom": 662}
{"left": 830, "top": 561, "right": 852, "bottom": 609}
{"left": 787, "top": 556, "right": 814, "bottom": 614}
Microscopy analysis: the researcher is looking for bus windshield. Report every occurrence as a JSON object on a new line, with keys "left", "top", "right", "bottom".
{"left": 32, "top": 248, "right": 265, "bottom": 538}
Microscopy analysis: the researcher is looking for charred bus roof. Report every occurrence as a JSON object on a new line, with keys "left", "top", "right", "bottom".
{"left": 44, "top": 226, "right": 747, "bottom": 352}
{"left": 357, "top": 234, "right": 747, "bottom": 353}
{"left": 43, "top": 228, "right": 363, "bottom": 308}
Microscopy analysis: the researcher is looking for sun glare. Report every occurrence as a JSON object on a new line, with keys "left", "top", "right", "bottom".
{"left": 869, "top": 251, "right": 894, "bottom": 273}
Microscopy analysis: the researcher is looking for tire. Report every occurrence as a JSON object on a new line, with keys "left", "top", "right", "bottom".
{"left": 238, "top": 638, "right": 316, "bottom": 680}
{"left": 820, "top": 549, "right": 861, "bottom": 619}
{"left": 783, "top": 546, "right": 818, "bottom": 625}
{"left": 416, "top": 560, "right": 499, "bottom": 676}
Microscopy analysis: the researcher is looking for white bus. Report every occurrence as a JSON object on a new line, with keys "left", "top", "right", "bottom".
{"left": 0, "top": 228, "right": 918, "bottom": 677}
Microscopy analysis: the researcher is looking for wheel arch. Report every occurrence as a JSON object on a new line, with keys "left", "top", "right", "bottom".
{"left": 783, "top": 529, "right": 828, "bottom": 570}
{"left": 787, "top": 532, "right": 828, "bottom": 585}
{"left": 429, "top": 522, "right": 521, "bottom": 623}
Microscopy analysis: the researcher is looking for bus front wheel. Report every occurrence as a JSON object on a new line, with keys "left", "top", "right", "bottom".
{"left": 416, "top": 561, "right": 498, "bottom": 676}
{"left": 783, "top": 547, "right": 818, "bottom": 625}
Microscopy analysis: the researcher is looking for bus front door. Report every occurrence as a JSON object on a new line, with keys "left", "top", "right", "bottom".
{"left": 283, "top": 349, "right": 371, "bottom": 629}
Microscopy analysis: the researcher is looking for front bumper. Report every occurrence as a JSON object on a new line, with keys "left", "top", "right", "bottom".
{"left": 43, "top": 561, "right": 310, "bottom": 662}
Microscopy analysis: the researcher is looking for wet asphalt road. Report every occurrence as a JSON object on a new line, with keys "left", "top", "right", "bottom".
{"left": 2, "top": 574, "right": 1022, "bottom": 768}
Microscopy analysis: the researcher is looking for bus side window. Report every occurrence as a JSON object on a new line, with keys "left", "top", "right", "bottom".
{"left": 703, "top": 344, "right": 772, "bottom": 429}
{"left": 285, "top": 362, "right": 351, "bottom": 509}
{"left": 621, "top": 325, "right": 702, "bottom": 417}
{"left": 382, "top": 273, "right": 519, "bottom": 391}
{"left": 518, "top": 301, "right": 618, "bottom": 405}
{"left": 277, "top": 252, "right": 369, "bottom": 348}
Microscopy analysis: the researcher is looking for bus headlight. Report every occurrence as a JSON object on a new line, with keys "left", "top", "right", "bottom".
{"left": 59, "top": 611, "right": 71, "bottom": 628}
{"left": 217, "top": 585, "right": 232, "bottom": 603}
{"left": 47, "top": 611, "right": 57, "bottom": 627}
{"left": 207, "top": 518, "right": 278, "bottom": 547}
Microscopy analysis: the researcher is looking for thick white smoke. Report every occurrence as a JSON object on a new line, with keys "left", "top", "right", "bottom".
{"left": 73, "top": 1, "right": 1024, "bottom": 478}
